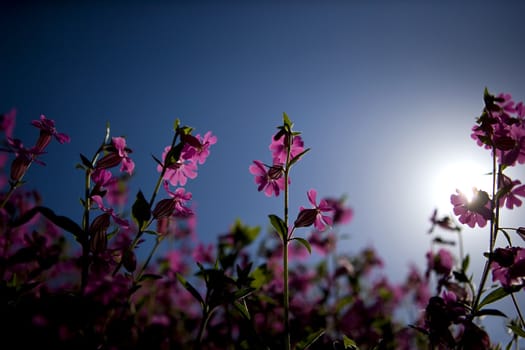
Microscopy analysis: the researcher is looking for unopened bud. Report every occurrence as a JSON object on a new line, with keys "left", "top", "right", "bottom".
{"left": 34, "top": 132, "right": 53, "bottom": 152}
{"left": 89, "top": 213, "right": 110, "bottom": 253}
{"left": 95, "top": 153, "right": 122, "bottom": 170}
{"left": 294, "top": 209, "right": 317, "bottom": 228}
{"left": 10, "top": 155, "right": 31, "bottom": 182}
{"left": 152, "top": 199, "right": 176, "bottom": 219}
{"left": 268, "top": 165, "right": 284, "bottom": 180}
{"left": 123, "top": 250, "right": 137, "bottom": 272}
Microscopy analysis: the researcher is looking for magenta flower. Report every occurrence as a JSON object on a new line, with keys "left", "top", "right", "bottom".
{"left": 294, "top": 189, "right": 334, "bottom": 231}
{"left": 158, "top": 146, "right": 198, "bottom": 186}
{"left": 162, "top": 181, "right": 193, "bottom": 217}
{"left": 91, "top": 194, "right": 130, "bottom": 229}
{"left": 471, "top": 91, "right": 525, "bottom": 166}
{"left": 192, "top": 242, "right": 215, "bottom": 264}
{"left": 308, "top": 230, "right": 336, "bottom": 255}
{"left": 112, "top": 137, "right": 135, "bottom": 174}
{"left": 450, "top": 188, "right": 492, "bottom": 228}
{"left": 491, "top": 247, "right": 525, "bottom": 290}
{"left": 498, "top": 174, "right": 525, "bottom": 209}
{"left": 426, "top": 248, "right": 455, "bottom": 276}
{"left": 190, "top": 131, "right": 217, "bottom": 165}
{"left": 270, "top": 133, "right": 304, "bottom": 164}
{"left": 249, "top": 160, "right": 286, "bottom": 197}
{"left": 323, "top": 196, "right": 353, "bottom": 225}
{"left": 31, "top": 114, "right": 70, "bottom": 151}
{"left": 96, "top": 137, "right": 135, "bottom": 175}
{"left": 1, "top": 108, "right": 16, "bottom": 138}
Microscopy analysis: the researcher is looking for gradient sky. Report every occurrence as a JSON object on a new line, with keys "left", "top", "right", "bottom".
{"left": 2, "top": 0, "right": 525, "bottom": 343}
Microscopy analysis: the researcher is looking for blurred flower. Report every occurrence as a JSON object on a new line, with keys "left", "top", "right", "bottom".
{"left": 426, "top": 248, "right": 455, "bottom": 276}
{"left": 490, "top": 246, "right": 525, "bottom": 290}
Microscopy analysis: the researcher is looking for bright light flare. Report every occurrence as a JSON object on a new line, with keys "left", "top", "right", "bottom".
{"left": 432, "top": 161, "right": 492, "bottom": 213}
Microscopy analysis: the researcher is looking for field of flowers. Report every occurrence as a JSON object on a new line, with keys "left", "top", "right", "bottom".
{"left": 0, "top": 88, "right": 524, "bottom": 349}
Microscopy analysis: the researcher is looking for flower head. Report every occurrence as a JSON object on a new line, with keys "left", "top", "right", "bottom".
{"left": 249, "top": 160, "right": 286, "bottom": 197}
{"left": 490, "top": 247, "right": 525, "bottom": 290}
{"left": 497, "top": 174, "right": 525, "bottom": 209}
{"left": 158, "top": 145, "right": 198, "bottom": 186}
{"left": 270, "top": 133, "right": 305, "bottom": 164}
{"left": 294, "top": 189, "right": 334, "bottom": 231}
{"left": 31, "top": 114, "right": 70, "bottom": 151}
{"left": 96, "top": 137, "right": 135, "bottom": 175}
{"left": 450, "top": 188, "right": 492, "bottom": 228}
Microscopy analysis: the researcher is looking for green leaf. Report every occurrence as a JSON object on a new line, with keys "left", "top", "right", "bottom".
{"left": 343, "top": 335, "right": 360, "bottom": 349}
{"left": 11, "top": 206, "right": 84, "bottom": 239}
{"left": 461, "top": 254, "right": 470, "bottom": 272}
{"left": 250, "top": 264, "right": 271, "bottom": 289}
{"left": 508, "top": 323, "right": 525, "bottom": 338}
{"left": 138, "top": 273, "right": 163, "bottom": 282}
{"left": 475, "top": 308, "right": 507, "bottom": 318}
{"left": 176, "top": 273, "right": 204, "bottom": 306}
{"left": 79, "top": 153, "right": 94, "bottom": 169}
{"left": 268, "top": 214, "right": 287, "bottom": 240}
{"left": 289, "top": 148, "right": 311, "bottom": 167}
{"left": 282, "top": 112, "right": 292, "bottom": 129}
{"left": 151, "top": 154, "right": 163, "bottom": 167}
{"left": 233, "top": 300, "right": 251, "bottom": 320}
{"left": 132, "top": 190, "right": 151, "bottom": 230}
{"left": 292, "top": 237, "right": 312, "bottom": 254}
{"left": 478, "top": 287, "right": 511, "bottom": 310}
{"left": 164, "top": 143, "right": 184, "bottom": 168}
{"left": 295, "top": 329, "right": 325, "bottom": 350}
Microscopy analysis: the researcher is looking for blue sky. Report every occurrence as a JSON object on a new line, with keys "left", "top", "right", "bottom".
{"left": 2, "top": 0, "right": 525, "bottom": 343}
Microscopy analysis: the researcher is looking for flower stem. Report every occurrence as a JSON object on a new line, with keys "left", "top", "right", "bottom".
{"left": 282, "top": 132, "right": 292, "bottom": 350}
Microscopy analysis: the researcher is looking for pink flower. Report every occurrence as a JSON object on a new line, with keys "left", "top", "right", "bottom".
{"left": 192, "top": 243, "right": 215, "bottom": 264}
{"left": 1, "top": 108, "right": 16, "bottom": 138}
{"left": 426, "top": 248, "right": 455, "bottom": 276}
{"left": 294, "top": 189, "right": 334, "bottom": 231}
{"left": 498, "top": 174, "right": 525, "bottom": 209}
{"left": 96, "top": 137, "right": 135, "bottom": 175}
{"left": 91, "top": 194, "right": 130, "bottom": 229}
{"left": 158, "top": 146, "right": 198, "bottom": 186}
{"left": 491, "top": 247, "right": 525, "bottom": 290}
{"left": 308, "top": 230, "right": 336, "bottom": 255}
{"left": 323, "top": 196, "right": 353, "bottom": 225}
{"left": 112, "top": 137, "right": 135, "bottom": 174}
{"left": 162, "top": 181, "right": 193, "bottom": 217}
{"left": 249, "top": 160, "right": 286, "bottom": 197}
{"left": 31, "top": 114, "right": 70, "bottom": 151}
{"left": 270, "top": 133, "right": 304, "bottom": 164}
{"left": 190, "top": 131, "right": 217, "bottom": 165}
{"left": 450, "top": 188, "right": 492, "bottom": 228}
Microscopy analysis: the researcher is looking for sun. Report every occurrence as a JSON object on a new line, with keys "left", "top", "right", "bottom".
{"left": 431, "top": 160, "right": 492, "bottom": 213}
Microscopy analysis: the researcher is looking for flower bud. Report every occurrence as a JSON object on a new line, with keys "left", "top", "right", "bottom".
{"left": 492, "top": 247, "right": 515, "bottom": 267}
{"left": 123, "top": 250, "right": 137, "bottom": 272}
{"left": 89, "top": 213, "right": 110, "bottom": 253}
{"left": 152, "top": 198, "right": 176, "bottom": 219}
{"left": 294, "top": 209, "right": 317, "bottom": 228}
{"left": 10, "top": 155, "right": 31, "bottom": 182}
{"left": 95, "top": 153, "right": 122, "bottom": 170}
{"left": 34, "top": 132, "right": 53, "bottom": 152}
{"left": 268, "top": 165, "right": 284, "bottom": 180}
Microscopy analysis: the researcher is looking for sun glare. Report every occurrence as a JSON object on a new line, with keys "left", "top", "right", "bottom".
{"left": 432, "top": 160, "right": 492, "bottom": 213}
